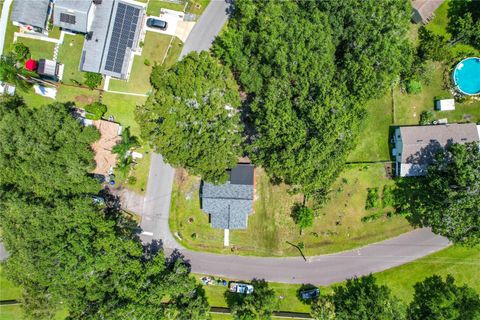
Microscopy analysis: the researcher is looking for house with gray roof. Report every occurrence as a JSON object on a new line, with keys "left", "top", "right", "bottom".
{"left": 79, "top": 0, "right": 145, "bottom": 80}
{"left": 10, "top": 0, "right": 51, "bottom": 32}
{"left": 53, "top": 0, "right": 96, "bottom": 33}
{"left": 201, "top": 164, "right": 255, "bottom": 230}
{"left": 393, "top": 123, "right": 480, "bottom": 177}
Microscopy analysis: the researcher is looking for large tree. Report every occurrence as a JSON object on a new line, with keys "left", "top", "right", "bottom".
{"left": 407, "top": 275, "right": 480, "bottom": 320}
{"left": 313, "top": 275, "right": 404, "bottom": 320}
{"left": 136, "top": 51, "right": 243, "bottom": 183}
{"left": 395, "top": 142, "right": 480, "bottom": 245}
{"left": 214, "top": 0, "right": 411, "bottom": 199}
{"left": 0, "top": 97, "right": 209, "bottom": 319}
{"left": 448, "top": 0, "right": 480, "bottom": 48}
{"left": 226, "top": 279, "right": 278, "bottom": 320}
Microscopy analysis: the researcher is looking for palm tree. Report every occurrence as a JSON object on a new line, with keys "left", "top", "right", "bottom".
{"left": 112, "top": 127, "right": 140, "bottom": 180}
{"left": 0, "top": 53, "right": 37, "bottom": 91}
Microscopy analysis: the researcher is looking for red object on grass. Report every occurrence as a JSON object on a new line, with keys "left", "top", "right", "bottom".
{"left": 25, "top": 59, "right": 37, "bottom": 71}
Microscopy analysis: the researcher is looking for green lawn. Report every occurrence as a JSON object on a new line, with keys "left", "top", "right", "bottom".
{"left": 108, "top": 33, "right": 174, "bottom": 94}
{"left": 147, "top": 0, "right": 186, "bottom": 15}
{"left": 170, "top": 164, "right": 411, "bottom": 257}
{"left": 348, "top": 92, "right": 393, "bottom": 162}
{"left": 58, "top": 34, "right": 85, "bottom": 85}
{"left": 15, "top": 37, "right": 55, "bottom": 60}
{"left": 164, "top": 36, "right": 184, "bottom": 68}
{"left": 425, "top": 0, "right": 450, "bottom": 37}
{"left": 101, "top": 93, "right": 146, "bottom": 137}
{"left": 376, "top": 245, "right": 480, "bottom": 302}
{"left": 2, "top": 7, "right": 16, "bottom": 55}
{"left": 0, "top": 266, "right": 22, "bottom": 301}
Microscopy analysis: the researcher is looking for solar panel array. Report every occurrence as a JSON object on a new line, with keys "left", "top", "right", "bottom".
{"left": 60, "top": 13, "right": 76, "bottom": 24}
{"left": 104, "top": 3, "right": 140, "bottom": 74}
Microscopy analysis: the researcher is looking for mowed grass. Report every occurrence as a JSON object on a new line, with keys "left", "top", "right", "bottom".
{"left": 170, "top": 165, "right": 411, "bottom": 257}
{"left": 15, "top": 37, "right": 55, "bottom": 60}
{"left": 0, "top": 266, "right": 22, "bottom": 301}
{"left": 376, "top": 245, "right": 480, "bottom": 302}
{"left": 147, "top": 0, "right": 185, "bottom": 15}
{"left": 58, "top": 34, "right": 85, "bottom": 85}
{"left": 101, "top": 93, "right": 146, "bottom": 137}
{"left": 108, "top": 33, "right": 174, "bottom": 94}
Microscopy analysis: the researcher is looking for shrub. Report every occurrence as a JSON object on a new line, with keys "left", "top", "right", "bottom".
{"left": 419, "top": 110, "right": 434, "bottom": 125}
{"left": 365, "top": 187, "right": 380, "bottom": 209}
{"left": 84, "top": 72, "right": 103, "bottom": 89}
{"left": 191, "top": 233, "right": 197, "bottom": 240}
{"left": 382, "top": 185, "right": 395, "bottom": 208}
{"left": 144, "top": 59, "right": 151, "bottom": 66}
{"left": 291, "top": 203, "right": 314, "bottom": 231}
{"left": 361, "top": 211, "right": 385, "bottom": 222}
{"left": 406, "top": 79, "right": 422, "bottom": 94}
{"left": 11, "top": 42, "right": 30, "bottom": 62}
{"left": 127, "top": 176, "right": 137, "bottom": 185}
{"left": 84, "top": 102, "right": 107, "bottom": 120}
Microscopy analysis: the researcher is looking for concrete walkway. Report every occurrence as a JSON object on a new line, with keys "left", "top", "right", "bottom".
{"left": 0, "top": 0, "right": 13, "bottom": 53}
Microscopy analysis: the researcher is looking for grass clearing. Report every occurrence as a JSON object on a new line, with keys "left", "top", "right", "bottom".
{"left": 101, "top": 93, "right": 146, "bottom": 137}
{"left": 2, "top": 8, "right": 16, "bottom": 55}
{"left": 15, "top": 37, "right": 55, "bottom": 60}
{"left": 375, "top": 245, "right": 480, "bottom": 302}
{"left": 108, "top": 33, "right": 173, "bottom": 94}
{"left": 147, "top": 0, "right": 186, "bottom": 15}
{"left": 58, "top": 34, "right": 85, "bottom": 85}
{"left": 0, "top": 266, "right": 22, "bottom": 301}
{"left": 170, "top": 165, "right": 411, "bottom": 257}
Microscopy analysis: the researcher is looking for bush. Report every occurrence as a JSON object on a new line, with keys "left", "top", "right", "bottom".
{"left": 291, "top": 203, "right": 314, "bottom": 231}
{"left": 84, "top": 102, "right": 107, "bottom": 120}
{"left": 382, "top": 185, "right": 395, "bottom": 208}
{"left": 127, "top": 176, "right": 137, "bottom": 185}
{"left": 361, "top": 211, "right": 385, "bottom": 223}
{"left": 11, "top": 42, "right": 30, "bottom": 62}
{"left": 419, "top": 110, "right": 434, "bottom": 125}
{"left": 406, "top": 79, "right": 422, "bottom": 94}
{"left": 84, "top": 72, "right": 103, "bottom": 89}
{"left": 365, "top": 188, "right": 380, "bottom": 210}
{"left": 144, "top": 59, "right": 151, "bottom": 66}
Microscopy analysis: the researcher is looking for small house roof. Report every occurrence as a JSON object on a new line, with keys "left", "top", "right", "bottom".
{"left": 201, "top": 164, "right": 255, "bottom": 230}
{"left": 11, "top": 0, "right": 50, "bottom": 29}
{"left": 55, "top": 0, "right": 92, "bottom": 13}
{"left": 37, "top": 59, "right": 57, "bottom": 77}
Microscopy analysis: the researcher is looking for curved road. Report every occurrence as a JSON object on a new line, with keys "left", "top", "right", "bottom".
{"left": 140, "top": 0, "right": 451, "bottom": 285}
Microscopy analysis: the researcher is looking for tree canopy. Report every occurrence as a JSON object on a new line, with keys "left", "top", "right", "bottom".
{"left": 213, "top": 0, "right": 412, "bottom": 198}
{"left": 448, "top": 0, "right": 480, "bottom": 49}
{"left": 226, "top": 279, "right": 278, "bottom": 320}
{"left": 0, "top": 96, "right": 209, "bottom": 319}
{"left": 394, "top": 143, "right": 480, "bottom": 245}
{"left": 407, "top": 275, "right": 480, "bottom": 320}
{"left": 314, "top": 275, "right": 404, "bottom": 320}
{"left": 136, "top": 51, "right": 243, "bottom": 183}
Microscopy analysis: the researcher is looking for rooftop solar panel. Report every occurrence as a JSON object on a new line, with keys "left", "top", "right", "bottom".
{"left": 104, "top": 2, "right": 141, "bottom": 75}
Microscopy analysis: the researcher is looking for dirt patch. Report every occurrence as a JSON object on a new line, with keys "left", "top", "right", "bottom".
{"left": 75, "top": 94, "right": 97, "bottom": 105}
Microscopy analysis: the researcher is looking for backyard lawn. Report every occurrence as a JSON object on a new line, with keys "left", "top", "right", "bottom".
{"left": 170, "top": 164, "right": 411, "bottom": 257}
{"left": 15, "top": 37, "right": 55, "bottom": 60}
{"left": 57, "top": 34, "right": 85, "bottom": 85}
{"left": 108, "top": 33, "right": 177, "bottom": 94}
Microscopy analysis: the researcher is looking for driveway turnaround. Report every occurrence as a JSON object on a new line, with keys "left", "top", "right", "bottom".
{"left": 141, "top": 0, "right": 451, "bottom": 285}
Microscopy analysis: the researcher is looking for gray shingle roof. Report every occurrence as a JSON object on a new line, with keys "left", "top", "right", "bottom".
{"left": 80, "top": 0, "right": 115, "bottom": 74}
{"left": 11, "top": 0, "right": 50, "bottom": 29}
{"left": 53, "top": 0, "right": 92, "bottom": 33}
{"left": 399, "top": 123, "right": 480, "bottom": 164}
{"left": 201, "top": 164, "right": 254, "bottom": 230}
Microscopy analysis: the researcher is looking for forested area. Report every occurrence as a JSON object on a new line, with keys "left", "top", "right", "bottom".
{"left": 0, "top": 96, "right": 209, "bottom": 319}
{"left": 211, "top": 0, "right": 412, "bottom": 199}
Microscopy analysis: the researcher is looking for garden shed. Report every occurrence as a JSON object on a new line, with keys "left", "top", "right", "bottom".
{"left": 435, "top": 98, "right": 455, "bottom": 111}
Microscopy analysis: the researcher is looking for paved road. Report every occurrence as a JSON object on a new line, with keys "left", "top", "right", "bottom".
{"left": 0, "top": 0, "right": 13, "bottom": 54}
{"left": 179, "top": 0, "right": 230, "bottom": 58}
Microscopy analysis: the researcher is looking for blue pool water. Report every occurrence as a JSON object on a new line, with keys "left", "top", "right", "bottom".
{"left": 453, "top": 57, "right": 480, "bottom": 95}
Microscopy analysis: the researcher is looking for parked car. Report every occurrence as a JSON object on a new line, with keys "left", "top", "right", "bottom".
{"left": 147, "top": 18, "right": 168, "bottom": 30}
{"left": 229, "top": 282, "right": 254, "bottom": 294}
{"left": 300, "top": 288, "right": 320, "bottom": 300}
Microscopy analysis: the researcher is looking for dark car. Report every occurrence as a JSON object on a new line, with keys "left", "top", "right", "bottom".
{"left": 300, "top": 288, "right": 320, "bottom": 300}
{"left": 147, "top": 18, "right": 168, "bottom": 30}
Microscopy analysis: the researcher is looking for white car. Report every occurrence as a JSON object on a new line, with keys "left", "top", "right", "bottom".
{"left": 229, "top": 282, "right": 254, "bottom": 294}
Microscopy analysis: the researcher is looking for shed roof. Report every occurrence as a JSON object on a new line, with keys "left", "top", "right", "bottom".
{"left": 399, "top": 123, "right": 480, "bottom": 164}
{"left": 37, "top": 59, "right": 57, "bottom": 77}
{"left": 11, "top": 0, "right": 50, "bottom": 29}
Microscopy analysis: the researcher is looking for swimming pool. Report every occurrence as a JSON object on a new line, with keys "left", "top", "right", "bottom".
{"left": 453, "top": 57, "right": 480, "bottom": 95}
